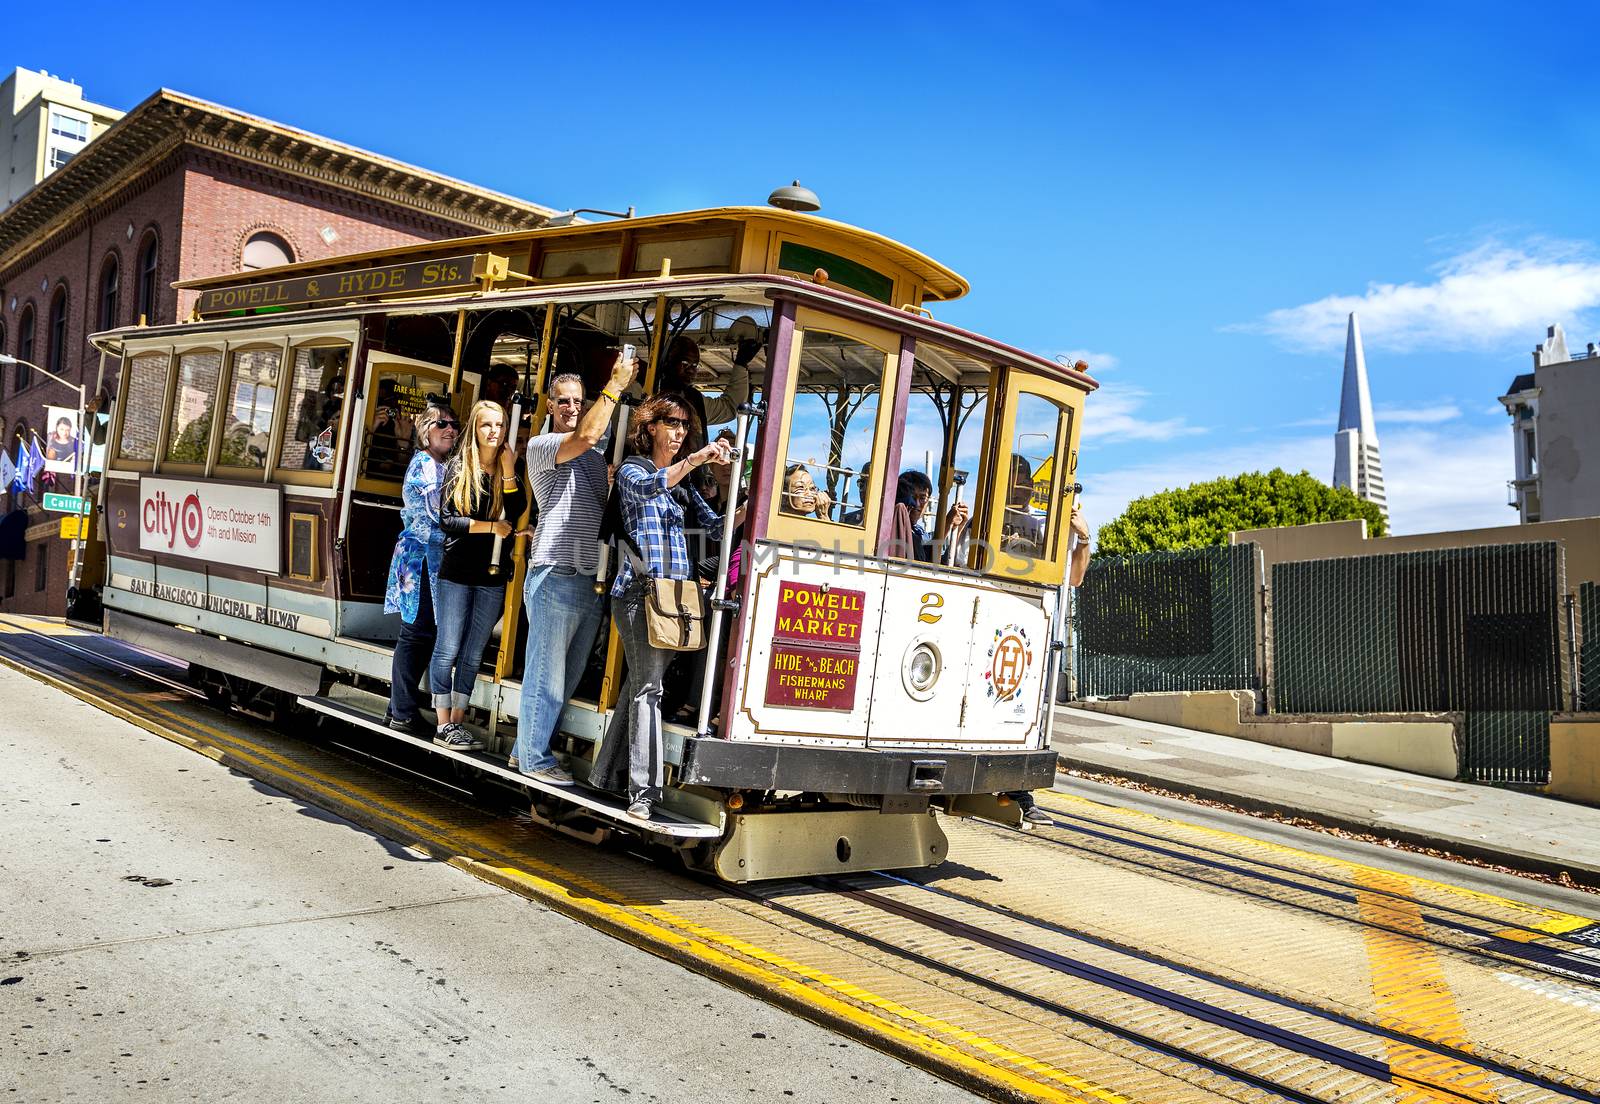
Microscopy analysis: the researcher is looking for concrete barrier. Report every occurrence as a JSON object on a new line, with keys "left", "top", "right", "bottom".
{"left": 1076, "top": 691, "right": 1459, "bottom": 779}
{"left": 1550, "top": 717, "right": 1600, "bottom": 805}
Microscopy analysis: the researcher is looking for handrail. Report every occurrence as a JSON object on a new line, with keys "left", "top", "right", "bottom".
{"left": 695, "top": 401, "right": 761, "bottom": 738}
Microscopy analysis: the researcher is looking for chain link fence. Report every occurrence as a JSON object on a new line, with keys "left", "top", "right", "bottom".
{"left": 1075, "top": 544, "right": 1258, "bottom": 698}
{"left": 1581, "top": 581, "right": 1597, "bottom": 714}
{"left": 1272, "top": 542, "right": 1563, "bottom": 784}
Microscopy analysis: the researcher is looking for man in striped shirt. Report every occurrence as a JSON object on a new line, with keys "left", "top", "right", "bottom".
{"left": 510, "top": 352, "right": 636, "bottom": 785}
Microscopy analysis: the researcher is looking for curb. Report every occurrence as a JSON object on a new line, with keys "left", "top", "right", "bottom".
{"left": 1055, "top": 753, "right": 1600, "bottom": 890}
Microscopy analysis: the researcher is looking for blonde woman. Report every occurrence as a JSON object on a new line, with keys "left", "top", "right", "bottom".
{"left": 428, "top": 400, "right": 526, "bottom": 750}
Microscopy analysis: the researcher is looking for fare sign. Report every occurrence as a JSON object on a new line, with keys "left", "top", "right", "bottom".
{"left": 764, "top": 581, "right": 867, "bottom": 712}
{"left": 137, "top": 477, "right": 283, "bottom": 574}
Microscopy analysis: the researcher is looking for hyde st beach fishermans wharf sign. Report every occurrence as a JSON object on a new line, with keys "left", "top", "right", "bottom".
{"left": 194, "top": 253, "right": 508, "bottom": 317}
{"left": 764, "top": 581, "right": 867, "bottom": 711}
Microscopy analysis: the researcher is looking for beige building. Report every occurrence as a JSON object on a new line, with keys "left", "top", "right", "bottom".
{"left": 1500, "top": 323, "right": 1600, "bottom": 525}
{"left": 2, "top": 68, "right": 123, "bottom": 209}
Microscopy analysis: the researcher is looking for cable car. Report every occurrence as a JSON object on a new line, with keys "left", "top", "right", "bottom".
{"left": 81, "top": 206, "right": 1095, "bottom": 881}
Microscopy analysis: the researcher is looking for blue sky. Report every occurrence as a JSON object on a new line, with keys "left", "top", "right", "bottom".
{"left": 16, "top": 1, "right": 1599, "bottom": 534}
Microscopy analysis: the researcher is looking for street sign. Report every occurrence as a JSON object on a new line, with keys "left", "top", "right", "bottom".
{"left": 59, "top": 516, "right": 88, "bottom": 540}
{"left": 42, "top": 492, "right": 86, "bottom": 514}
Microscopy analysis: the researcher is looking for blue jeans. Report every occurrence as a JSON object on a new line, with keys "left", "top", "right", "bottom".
{"left": 513, "top": 564, "right": 604, "bottom": 773}
{"left": 389, "top": 568, "right": 434, "bottom": 721}
{"left": 591, "top": 582, "right": 673, "bottom": 803}
{"left": 429, "top": 578, "right": 505, "bottom": 711}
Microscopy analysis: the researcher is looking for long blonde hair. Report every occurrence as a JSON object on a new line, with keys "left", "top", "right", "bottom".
{"left": 448, "top": 400, "right": 505, "bottom": 517}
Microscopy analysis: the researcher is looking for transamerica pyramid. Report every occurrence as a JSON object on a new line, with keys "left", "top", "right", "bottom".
{"left": 1331, "top": 312, "right": 1388, "bottom": 521}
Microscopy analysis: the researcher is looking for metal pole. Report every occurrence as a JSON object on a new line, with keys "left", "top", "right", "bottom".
{"left": 694, "top": 405, "right": 755, "bottom": 739}
{"left": 594, "top": 403, "right": 633, "bottom": 593}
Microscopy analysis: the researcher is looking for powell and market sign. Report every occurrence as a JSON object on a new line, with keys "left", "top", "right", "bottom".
{"left": 194, "top": 253, "right": 509, "bottom": 317}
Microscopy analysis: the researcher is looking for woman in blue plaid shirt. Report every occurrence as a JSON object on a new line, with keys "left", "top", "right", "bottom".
{"left": 592, "top": 394, "right": 733, "bottom": 821}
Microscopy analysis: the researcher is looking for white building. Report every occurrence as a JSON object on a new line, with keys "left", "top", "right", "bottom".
{"left": 2, "top": 68, "right": 123, "bottom": 208}
{"left": 1332, "top": 312, "right": 1388, "bottom": 522}
{"left": 1500, "top": 323, "right": 1600, "bottom": 524}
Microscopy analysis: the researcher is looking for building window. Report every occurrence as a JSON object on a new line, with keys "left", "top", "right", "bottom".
{"left": 34, "top": 543, "right": 48, "bottom": 592}
{"left": 45, "top": 110, "right": 91, "bottom": 175}
{"left": 136, "top": 233, "right": 160, "bottom": 324}
{"left": 241, "top": 232, "right": 294, "bottom": 271}
{"left": 98, "top": 255, "right": 120, "bottom": 331}
{"left": 16, "top": 307, "right": 34, "bottom": 390}
{"left": 47, "top": 288, "right": 68, "bottom": 379}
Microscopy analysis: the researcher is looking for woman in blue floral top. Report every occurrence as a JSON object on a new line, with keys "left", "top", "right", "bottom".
{"left": 383, "top": 403, "right": 458, "bottom": 732}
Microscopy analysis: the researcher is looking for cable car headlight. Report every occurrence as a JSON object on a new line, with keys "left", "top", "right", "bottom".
{"left": 902, "top": 639, "right": 942, "bottom": 701}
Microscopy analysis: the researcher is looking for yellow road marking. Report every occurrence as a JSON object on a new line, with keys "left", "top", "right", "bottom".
{"left": 0, "top": 644, "right": 1132, "bottom": 1104}
{"left": 1355, "top": 869, "right": 1498, "bottom": 1104}
{"left": 1037, "top": 789, "right": 1594, "bottom": 934}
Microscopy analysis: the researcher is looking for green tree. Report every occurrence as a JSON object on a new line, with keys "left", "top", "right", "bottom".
{"left": 1096, "top": 468, "right": 1388, "bottom": 555}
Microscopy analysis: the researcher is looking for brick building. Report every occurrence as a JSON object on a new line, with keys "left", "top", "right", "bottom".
{"left": 0, "top": 85, "right": 557, "bottom": 614}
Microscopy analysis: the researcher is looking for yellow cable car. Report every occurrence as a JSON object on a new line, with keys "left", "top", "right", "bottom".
{"left": 84, "top": 206, "right": 1096, "bottom": 881}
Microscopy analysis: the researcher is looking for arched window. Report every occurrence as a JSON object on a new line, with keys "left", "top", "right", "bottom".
{"left": 16, "top": 306, "right": 34, "bottom": 390}
{"left": 136, "top": 233, "right": 160, "bottom": 324}
{"left": 47, "top": 287, "right": 68, "bottom": 378}
{"left": 98, "top": 254, "right": 120, "bottom": 331}
{"left": 241, "top": 231, "right": 293, "bottom": 271}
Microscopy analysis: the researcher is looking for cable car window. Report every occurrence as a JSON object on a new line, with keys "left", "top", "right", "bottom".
{"left": 217, "top": 348, "right": 280, "bottom": 469}
{"left": 279, "top": 345, "right": 348, "bottom": 472}
{"left": 782, "top": 330, "right": 887, "bottom": 528}
{"left": 359, "top": 368, "right": 432, "bottom": 483}
{"left": 117, "top": 351, "right": 169, "bottom": 462}
{"left": 1001, "top": 393, "right": 1065, "bottom": 560}
{"left": 164, "top": 351, "right": 223, "bottom": 465}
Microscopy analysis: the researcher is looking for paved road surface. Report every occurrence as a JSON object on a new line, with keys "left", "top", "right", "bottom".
{"left": 0, "top": 665, "right": 976, "bottom": 1103}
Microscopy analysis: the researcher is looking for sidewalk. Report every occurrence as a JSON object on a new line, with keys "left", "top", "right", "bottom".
{"left": 1051, "top": 706, "right": 1600, "bottom": 885}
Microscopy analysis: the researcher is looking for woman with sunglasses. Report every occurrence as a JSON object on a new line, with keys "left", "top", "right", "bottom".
{"left": 430, "top": 400, "right": 528, "bottom": 750}
{"left": 382, "top": 403, "right": 459, "bottom": 735}
{"left": 592, "top": 394, "right": 734, "bottom": 821}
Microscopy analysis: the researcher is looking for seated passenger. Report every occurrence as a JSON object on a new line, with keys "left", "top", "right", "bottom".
{"left": 780, "top": 464, "right": 833, "bottom": 519}
{"left": 891, "top": 470, "right": 969, "bottom": 563}
{"left": 429, "top": 400, "right": 527, "bottom": 751}
{"left": 1000, "top": 455, "right": 1045, "bottom": 557}
{"left": 651, "top": 329, "right": 760, "bottom": 450}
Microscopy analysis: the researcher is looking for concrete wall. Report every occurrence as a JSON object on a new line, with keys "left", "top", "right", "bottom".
{"left": 1550, "top": 717, "right": 1600, "bottom": 806}
{"left": 1536, "top": 358, "right": 1600, "bottom": 523}
{"left": 1233, "top": 515, "right": 1600, "bottom": 588}
{"left": 1077, "top": 690, "right": 1460, "bottom": 779}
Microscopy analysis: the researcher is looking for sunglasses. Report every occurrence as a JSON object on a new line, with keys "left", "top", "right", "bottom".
{"left": 435, "top": 419, "right": 460, "bottom": 431}
{"left": 656, "top": 416, "right": 689, "bottom": 430}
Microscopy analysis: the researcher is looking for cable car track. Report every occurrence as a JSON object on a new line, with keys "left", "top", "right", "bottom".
{"left": 990, "top": 801, "right": 1600, "bottom": 987}
{"left": 5, "top": 616, "right": 1598, "bottom": 1104}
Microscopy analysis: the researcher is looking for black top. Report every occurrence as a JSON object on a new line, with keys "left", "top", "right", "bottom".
{"left": 438, "top": 459, "right": 527, "bottom": 587}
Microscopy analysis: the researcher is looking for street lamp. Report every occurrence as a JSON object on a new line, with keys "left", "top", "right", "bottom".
{"left": 0, "top": 353, "right": 89, "bottom": 608}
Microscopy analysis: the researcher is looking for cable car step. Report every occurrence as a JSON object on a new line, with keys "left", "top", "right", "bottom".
{"left": 294, "top": 695, "right": 721, "bottom": 841}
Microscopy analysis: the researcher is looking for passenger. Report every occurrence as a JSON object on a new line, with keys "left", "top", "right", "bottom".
{"left": 591, "top": 395, "right": 733, "bottom": 821}
{"left": 428, "top": 400, "right": 528, "bottom": 751}
{"left": 382, "top": 403, "right": 459, "bottom": 735}
{"left": 839, "top": 461, "right": 871, "bottom": 526}
{"left": 651, "top": 329, "right": 760, "bottom": 450}
{"left": 891, "top": 470, "right": 969, "bottom": 563}
{"left": 1000, "top": 455, "right": 1045, "bottom": 557}
{"left": 1009, "top": 503, "right": 1092, "bottom": 825}
{"left": 780, "top": 463, "right": 833, "bottom": 519}
{"left": 510, "top": 351, "right": 638, "bottom": 785}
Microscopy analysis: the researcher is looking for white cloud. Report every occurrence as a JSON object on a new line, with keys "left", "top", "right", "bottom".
{"left": 1373, "top": 402, "right": 1462, "bottom": 425}
{"left": 1050, "top": 349, "right": 1119, "bottom": 373}
{"left": 1232, "top": 239, "right": 1600, "bottom": 353}
{"left": 1080, "top": 426, "right": 1512, "bottom": 539}
{"left": 1082, "top": 382, "right": 1206, "bottom": 443}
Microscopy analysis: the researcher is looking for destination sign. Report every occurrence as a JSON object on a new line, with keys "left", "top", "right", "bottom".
{"left": 764, "top": 581, "right": 867, "bottom": 711}
{"left": 765, "top": 643, "right": 860, "bottom": 711}
{"left": 195, "top": 253, "right": 508, "bottom": 317}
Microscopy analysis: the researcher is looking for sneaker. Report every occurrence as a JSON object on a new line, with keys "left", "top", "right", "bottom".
{"left": 1021, "top": 804, "right": 1052, "bottom": 826}
{"left": 507, "top": 754, "right": 519, "bottom": 770}
{"left": 433, "top": 724, "right": 485, "bottom": 752}
{"left": 385, "top": 713, "right": 431, "bottom": 738}
{"left": 528, "top": 765, "right": 575, "bottom": 787}
{"left": 625, "top": 798, "right": 653, "bottom": 821}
